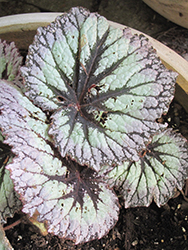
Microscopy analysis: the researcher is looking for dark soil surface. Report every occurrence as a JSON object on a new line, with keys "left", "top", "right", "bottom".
{"left": 1, "top": 0, "right": 188, "bottom": 249}
{"left": 4, "top": 194, "right": 188, "bottom": 250}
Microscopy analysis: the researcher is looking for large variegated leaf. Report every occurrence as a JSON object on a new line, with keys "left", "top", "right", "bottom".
{"left": 101, "top": 129, "right": 188, "bottom": 207}
{"left": 0, "top": 132, "right": 22, "bottom": 224}
{"left": 0, "top": 39, "right": 22, "bottom": 83}
{"left": 21, "top": 7, "right": 177, "bottom": 170}
{"left": 0, "top": 80, "right": 119, "bottom": 244}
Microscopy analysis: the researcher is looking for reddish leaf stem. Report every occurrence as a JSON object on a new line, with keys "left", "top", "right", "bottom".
{"left": 3, "top": 219, "right": 22, "bottom": 231}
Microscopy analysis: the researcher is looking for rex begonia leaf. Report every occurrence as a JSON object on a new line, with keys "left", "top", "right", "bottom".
{"left": 0, "top": 131, "right": 22, "bottom": 224}
{"left": 0, "top": 39, "right": 22, "bottom": 83}
{"left": 0, "top": 80, "right": 119, "bottom": 244}
{"left": 101, "top": 129, "right": 188, "bottom": 207}
{"left": 21, "top": 7, "right": 177, "bottom": 170}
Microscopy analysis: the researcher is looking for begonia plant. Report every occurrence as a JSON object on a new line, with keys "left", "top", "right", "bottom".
{"left": 0, "top": 7, "right": 188, "bottom": 247}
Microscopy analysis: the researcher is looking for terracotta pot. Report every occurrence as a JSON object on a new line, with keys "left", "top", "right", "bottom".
{"left": 143, "top": 0, "right": 188, "bottom": 29}
{"left": 0, "top": 13, "right": 188, "bottom": 111}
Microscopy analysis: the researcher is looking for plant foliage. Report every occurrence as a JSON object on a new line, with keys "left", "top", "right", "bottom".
{"left": 100, "top": 128, "right": 188, "bottom": 207}
{"left": 21, "top": 7, "right": 176, "bottom": 170}
{"left": 0, "top": 132, "right": 22, "bottom": 224}
{"left": 0, "top": 39, "right": 22, "bottom": 83}
{"left": 0, "top": 80, "right": 119, "bottom": 244}
{"left": 0, "top": 39, "right": 23, "bottom": 250}
{"left": 0, "top": 6, "right": 188, "bottom": 245}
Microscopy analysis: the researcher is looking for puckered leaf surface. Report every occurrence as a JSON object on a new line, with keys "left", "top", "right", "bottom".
{"left": 0, "top": 39, "right": 22, "bottom": 83}
{"left": 21, "top": 7, "right": 177, "bottom": 170}
{"left": 0, "top": 131, "right": 22, "bottom": 224}
{"left": 101, "top": 129, "right": 188, "bottom": 207}
{"left": 0, "top": 81, "right": 119, "bottom": 244}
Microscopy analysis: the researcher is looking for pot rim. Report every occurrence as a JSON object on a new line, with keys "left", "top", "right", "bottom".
{"left": 143, "top": 0, "right": 188, "bottom": 29}
{"left": 0, "top": 12, "right": 63, "bottom": 33}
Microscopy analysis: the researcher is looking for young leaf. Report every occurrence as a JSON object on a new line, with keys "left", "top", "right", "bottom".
{"left": 0, "top": 132, "right": 22, "bottom": 224}
{"left": 0, "top": 80, "right": 119, "bottom": 244}
{"left": 0, "top": 39, "right": 22, "bottom": 84}
{"left": 101, "top": 129, "right": 188, "bottom": 207}
{"left": 21, "top": 7, "right": 177, "bottom": 170}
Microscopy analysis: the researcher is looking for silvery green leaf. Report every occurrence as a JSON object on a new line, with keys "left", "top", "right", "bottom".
{"left": 0, "top": 80, "right": 119, "bottom": 244}
{"left": 21, "top": 7, "right": 177, "bottom": 170}
{"left": 0, "top": 132, "right": 22, "bottom": 224}
{"left": 0, "top": 39, "right": 22, "bottom": 83}
{"left": 102, "top": 129, "right": 188, "bottom": 207}
{"left": 0, "top": 80, "right": 51, "bottom": 143}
